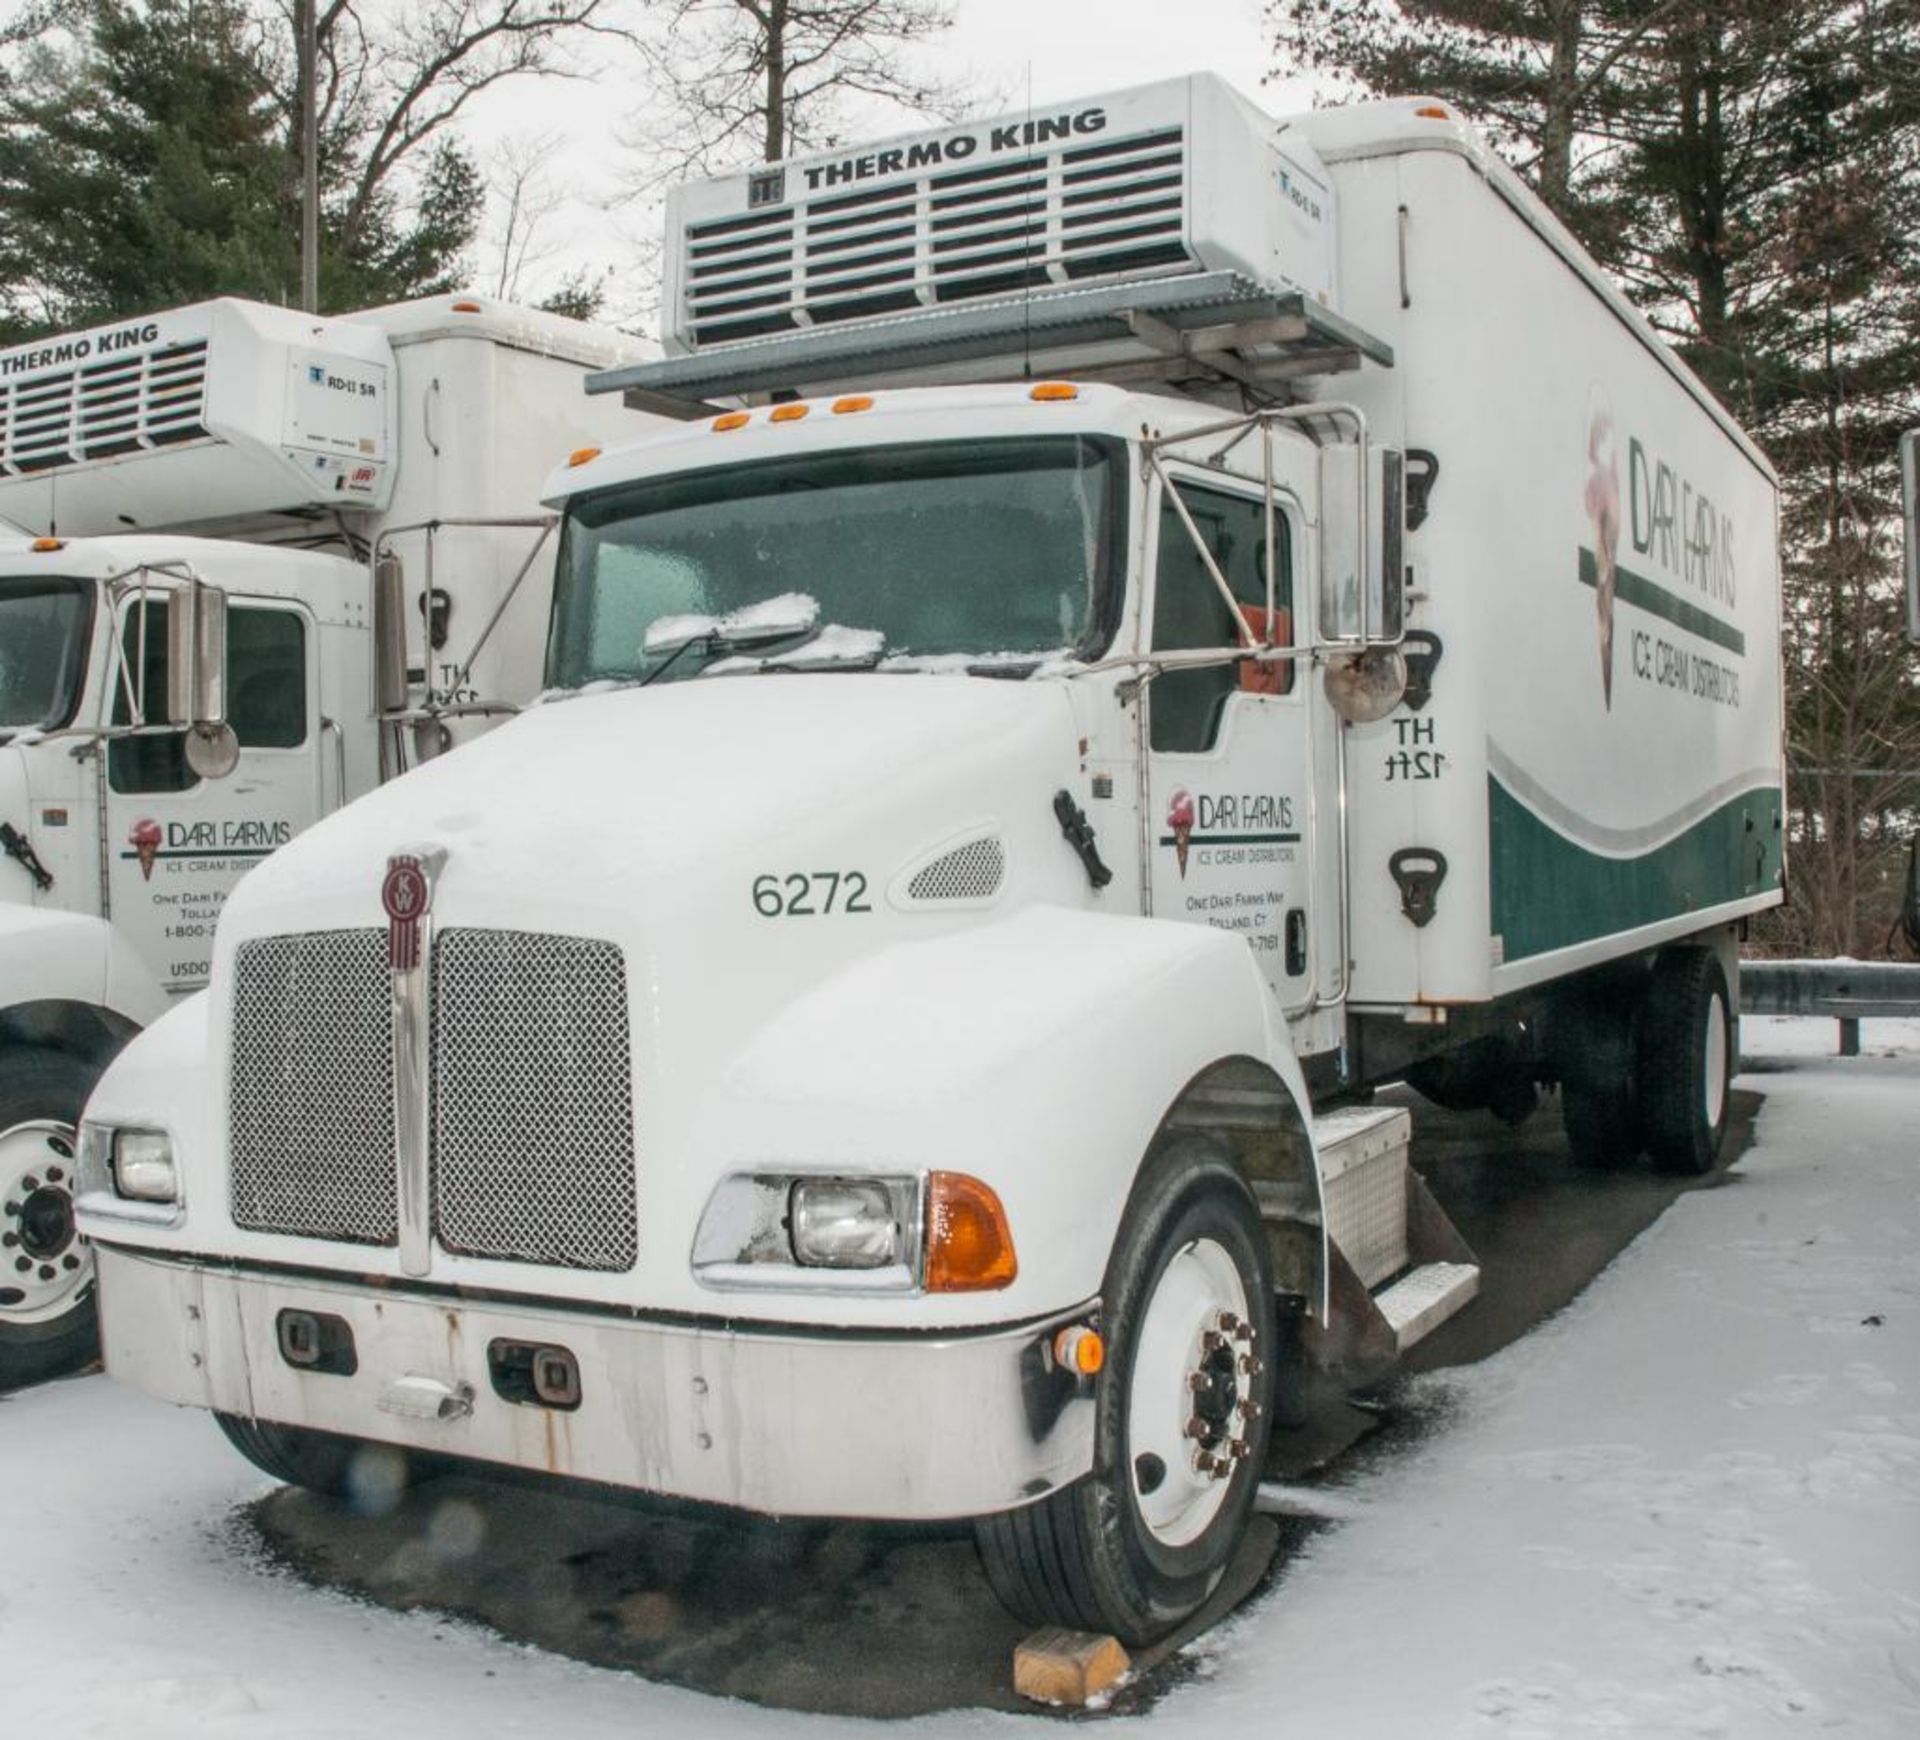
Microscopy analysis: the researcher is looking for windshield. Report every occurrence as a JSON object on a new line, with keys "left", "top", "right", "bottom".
{"left": 0, "top": 575, "right": 92, "bottom": 735}
{"left": 547, "top": 436, "right": 1123, "bottom": 688}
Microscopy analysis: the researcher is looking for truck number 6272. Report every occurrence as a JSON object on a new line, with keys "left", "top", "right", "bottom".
{"left": 751, "top": 872, "right": 872, "bottom": 917}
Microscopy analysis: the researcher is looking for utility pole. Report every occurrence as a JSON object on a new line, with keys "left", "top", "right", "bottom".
{"left": 296, "top": 0, "right": 319, "bottom": 312}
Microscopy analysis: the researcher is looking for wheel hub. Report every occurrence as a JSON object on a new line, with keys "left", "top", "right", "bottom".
{"left": 1127, "top": 1239, "right": 1264, "bottom": 1548}
{"left": 0, "top": 1121, "right": 88, "bottom": 1322}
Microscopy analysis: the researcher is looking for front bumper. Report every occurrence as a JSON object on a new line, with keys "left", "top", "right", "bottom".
{"left": 95, "top": 1245, "right": 1097, "bottom": 1519}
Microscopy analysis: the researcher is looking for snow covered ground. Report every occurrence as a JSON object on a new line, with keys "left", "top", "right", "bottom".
{"left": 5, "top": 1025, "right": 1916, "bottom": 1735}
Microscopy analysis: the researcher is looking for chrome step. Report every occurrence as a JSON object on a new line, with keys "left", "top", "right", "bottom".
{"left": 1304, "top": 1102, "right": 1482, "bottom": 1373}
{"left": 1375, "top": 1260, "right": 1481, "bottom": 1350}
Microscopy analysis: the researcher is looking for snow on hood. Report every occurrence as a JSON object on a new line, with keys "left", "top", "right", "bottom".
{"left": 222, "top": 673, "right": 1082, "bottom": 942}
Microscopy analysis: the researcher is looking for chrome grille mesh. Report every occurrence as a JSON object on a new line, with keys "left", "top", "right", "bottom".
{"left": 431, "top": 930, "right": 636, "bottom": 1271}
{"left": 906, "top": 837, "right": 1006, "bottom": 902}
{"left": 229, "top": 930, "right": 397, "bottom": 1246}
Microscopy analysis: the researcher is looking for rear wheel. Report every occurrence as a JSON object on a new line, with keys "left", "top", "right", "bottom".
{"left": 975, "top": 1139, "right": 1276, "bottom": 1645}
{"left": 0, "top": 1050, "right": 100, "bottom": 1392}
{"left": 215, "top": 1412, "right": 428, "bottom": 1511}
{"left": 1638, "top": 948, "right": 1733, "bottom": 1176}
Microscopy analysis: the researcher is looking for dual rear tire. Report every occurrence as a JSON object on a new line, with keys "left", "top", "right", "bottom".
{"left": 1560, "top": 946, "right": 1733, "bottom": 1176}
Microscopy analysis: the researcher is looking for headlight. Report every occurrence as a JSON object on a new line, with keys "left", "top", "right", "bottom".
{"left": 111, "top": 1129, "right": 178, "bottom": 1203}
{"left": 789, "top": 1178, "right": 902, "bottom": 1269}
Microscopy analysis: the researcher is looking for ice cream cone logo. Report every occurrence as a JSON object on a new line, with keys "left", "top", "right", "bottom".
{"left": 1167, "top": 789, "right": 1196, "bottom": 879}
{"left": 129, "top": 818, "right": 163, "bottom": 881}
{"left": 1585, "top": 387, "right": 1621, "bottom": 710}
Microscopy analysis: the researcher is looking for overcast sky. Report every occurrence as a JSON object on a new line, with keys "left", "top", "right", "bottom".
{"left": 462, "top": 0, "right": 1317, "bottom": 333}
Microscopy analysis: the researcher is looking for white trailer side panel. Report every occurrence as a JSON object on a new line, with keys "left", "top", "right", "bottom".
{"left": 1316, "top": 134, "right": 1784, "bottom": 1006}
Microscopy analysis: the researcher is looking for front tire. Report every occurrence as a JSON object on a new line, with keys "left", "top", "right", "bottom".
{"left": 215, "top": 1413, "right": 428, "bottom": 1511}
{"left": 0, "top": 1049, "right": 101, "bottom": 1391}
{"left": 1638, "top": 948, "right": 1733, "bottom": 1176}
{"left": 975, "top": 1138, "right": 1276, "bottom": 1645}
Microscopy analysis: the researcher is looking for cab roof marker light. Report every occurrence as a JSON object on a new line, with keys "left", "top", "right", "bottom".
{"left": 711, "top": 411, "right": 751, "bottom": 432}
{"left": 31, "top": 537, "right": 66, "bottom": 552}
{"left": 1413, "top": 103, "right": 1452, "bottom": 120}
{"left": 831, "top": 395, "right": 874, "bottom": 415}
{"left": 450, "top": 298, "right": 484, "bottom": 312}
{"left": 1030, "top": 382, "right": 1079, "bottom": 403}
{"left": 769, "top": 403, "right": 811, "bottom": 423}
{"left": 567, "top": 445, "right": 602, "bottom": 468}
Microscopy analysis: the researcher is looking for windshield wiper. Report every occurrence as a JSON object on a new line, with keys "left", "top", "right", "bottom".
{"left": 706, "top": 625, "right": 888, "bottom": 674}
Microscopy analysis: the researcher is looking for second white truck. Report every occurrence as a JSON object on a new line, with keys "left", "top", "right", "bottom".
{"left": 0, "top": 294, "right": 649, "bottom": 1385}
{"left": 79, "top": 78, "right": 1784, "bottom": 1643}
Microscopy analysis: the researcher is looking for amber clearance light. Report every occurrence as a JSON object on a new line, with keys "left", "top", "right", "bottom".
{"left": 924, "top": 1172, "right": 1017, "bottom": 1292}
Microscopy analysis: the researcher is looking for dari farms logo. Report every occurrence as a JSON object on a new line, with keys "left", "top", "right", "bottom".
{"left": 129, "top": 818, "right": 163, "bottom": 881}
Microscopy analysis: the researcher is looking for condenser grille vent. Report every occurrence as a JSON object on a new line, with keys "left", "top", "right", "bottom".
{"left": 905, "top": 837, "right": 1006, "bottom": 903}
{"left": 0, "top": 340, "right": 210, "bottom": 477}
{"left": 683, "top": 126, "right": 1190, "bottom": 346}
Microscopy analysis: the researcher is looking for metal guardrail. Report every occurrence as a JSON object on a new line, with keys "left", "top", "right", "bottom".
{"left": 1741, "top": 960, "right": 1920, "bottom": 1056}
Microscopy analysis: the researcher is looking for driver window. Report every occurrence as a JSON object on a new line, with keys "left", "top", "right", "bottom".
{"left": 1150, "top": 482, "right": 1293, "bottom": 755}
{"left": 110, "top": 602, "right": 309, "bottom": 793}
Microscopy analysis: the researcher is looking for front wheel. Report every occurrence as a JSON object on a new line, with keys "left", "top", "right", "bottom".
{"left": 975, "top": 1139, "right": 1276, "bottom": 1645}
{"left": 0, "top": 1050, "right": 101, "bottom": 1392}
{"left": 215, "top": 1413, "right": 430, "bottom": 1512}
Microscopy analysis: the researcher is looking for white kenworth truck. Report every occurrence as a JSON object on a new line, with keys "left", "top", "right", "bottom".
{"left": 0, "top": 295, "right": 647, "bottom": 1386}
{"left": 79, "top": 77, "right": 1784, "bottom": 1643}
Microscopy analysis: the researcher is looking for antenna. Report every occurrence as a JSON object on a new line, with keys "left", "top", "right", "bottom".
{"left": 1021, "top": 64, "right": 1035, "bottom": 380}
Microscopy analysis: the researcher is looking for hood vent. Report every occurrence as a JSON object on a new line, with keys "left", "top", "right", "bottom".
{"left": 899, "top": 833, "right": 1006, "bottom": 906}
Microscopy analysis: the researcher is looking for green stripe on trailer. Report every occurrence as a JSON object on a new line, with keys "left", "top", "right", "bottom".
{"left": 1578, "top": 548, "right": 1745, "bottom": 655}
{"left": 1489, "top": 775, "right": 1783, "bottom": 961}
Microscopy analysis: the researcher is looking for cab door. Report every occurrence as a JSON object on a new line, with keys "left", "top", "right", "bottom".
{"left": 1143, "top": 464, "right": 1326, "bottom": 1013}
{"left": 104, "top": 594, "right": 324, "bottom": 998}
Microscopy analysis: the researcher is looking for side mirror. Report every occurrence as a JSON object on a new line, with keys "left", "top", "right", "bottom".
{"left": 166, "top": 578, "right": 226, "bottom": 727}
{"left": 166, "top": 577, "right": 237, "bottom": 780}
{"left": 1902, "top": 429, "right": 1917, "bottom": 648}
{"left": 374, "top": 552, "right": 411, "bottom": 714}
{"left": 1374, "top": 446, "right": 1407, "bottom": 643}
{"left": 1318, "top": 444, "right": 1363, "bottom": 643}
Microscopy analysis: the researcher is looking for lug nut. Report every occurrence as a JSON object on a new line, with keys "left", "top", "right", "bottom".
{"left": 1233, "top": 1321, "right": 1254, "bottom": 1344}
{"left": 1215, "top": 1311, "right": 1242, "bottom": 1334}
{"left": 1201, "top": 1330, "right": 1227, "bottom": 1354}
{"left": 21, "top": 1175, "right": 37, "bottom": 1192}
{"left": 1239, "top": 1354, "right": 1264, "bottom": 1377}
{"left": 1184, "top": 1415, "right": 1209, "bottom": 1440}
{"left": 47, "top": 1167, "right": 63, "bottom": 1184}
{"left": 38, "top": 1265, "right": 54, "bottom": 1282}
{"left": 1187, "top": 1371, "right": 1208, "bottom": 1394}
{"left": 63, "top": 1255, "right": 80, "bottom": 1271}
{"left": 13, "top": 1257, "right": 28, "bottom": 1273}
{"left": 1195, "top": 1451, "right": 1219, "bottom": 1475}
{"left": 1229, "top": 1439, "right": 1252, "bottom": 1460}
{"left": 1237, "top": 1398, "right": 1261, "bottom": 1420}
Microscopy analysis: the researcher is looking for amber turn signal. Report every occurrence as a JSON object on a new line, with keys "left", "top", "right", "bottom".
{"left": 1052, "top": 1324, "right": 1104, "bottom": 1375}
{"left": 1029, "top": 381, "right": 1080, "bottom": 402}
{"left": 924, "top": 1172, "right": 1017, "bottom": 1292}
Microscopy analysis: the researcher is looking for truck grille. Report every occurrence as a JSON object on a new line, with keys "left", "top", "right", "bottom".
{"left": 229, "top": 930, "right": 398, "bottom": 1246}
{"left": 431, "top": 930, "right": 636, "bottom": 1272}
{"left": 683, "top": 124, "right": 1189, "bottom": 346}
{"left": 227, "top": 927, "right": 636, "bottom": 1271}
{"left": 0, "top": 338, "right": 210, "bottom": 476}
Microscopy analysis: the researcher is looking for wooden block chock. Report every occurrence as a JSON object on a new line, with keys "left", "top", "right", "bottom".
{"left": 1013, "top": 1626, "right": 1132, "bottom": 1706}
